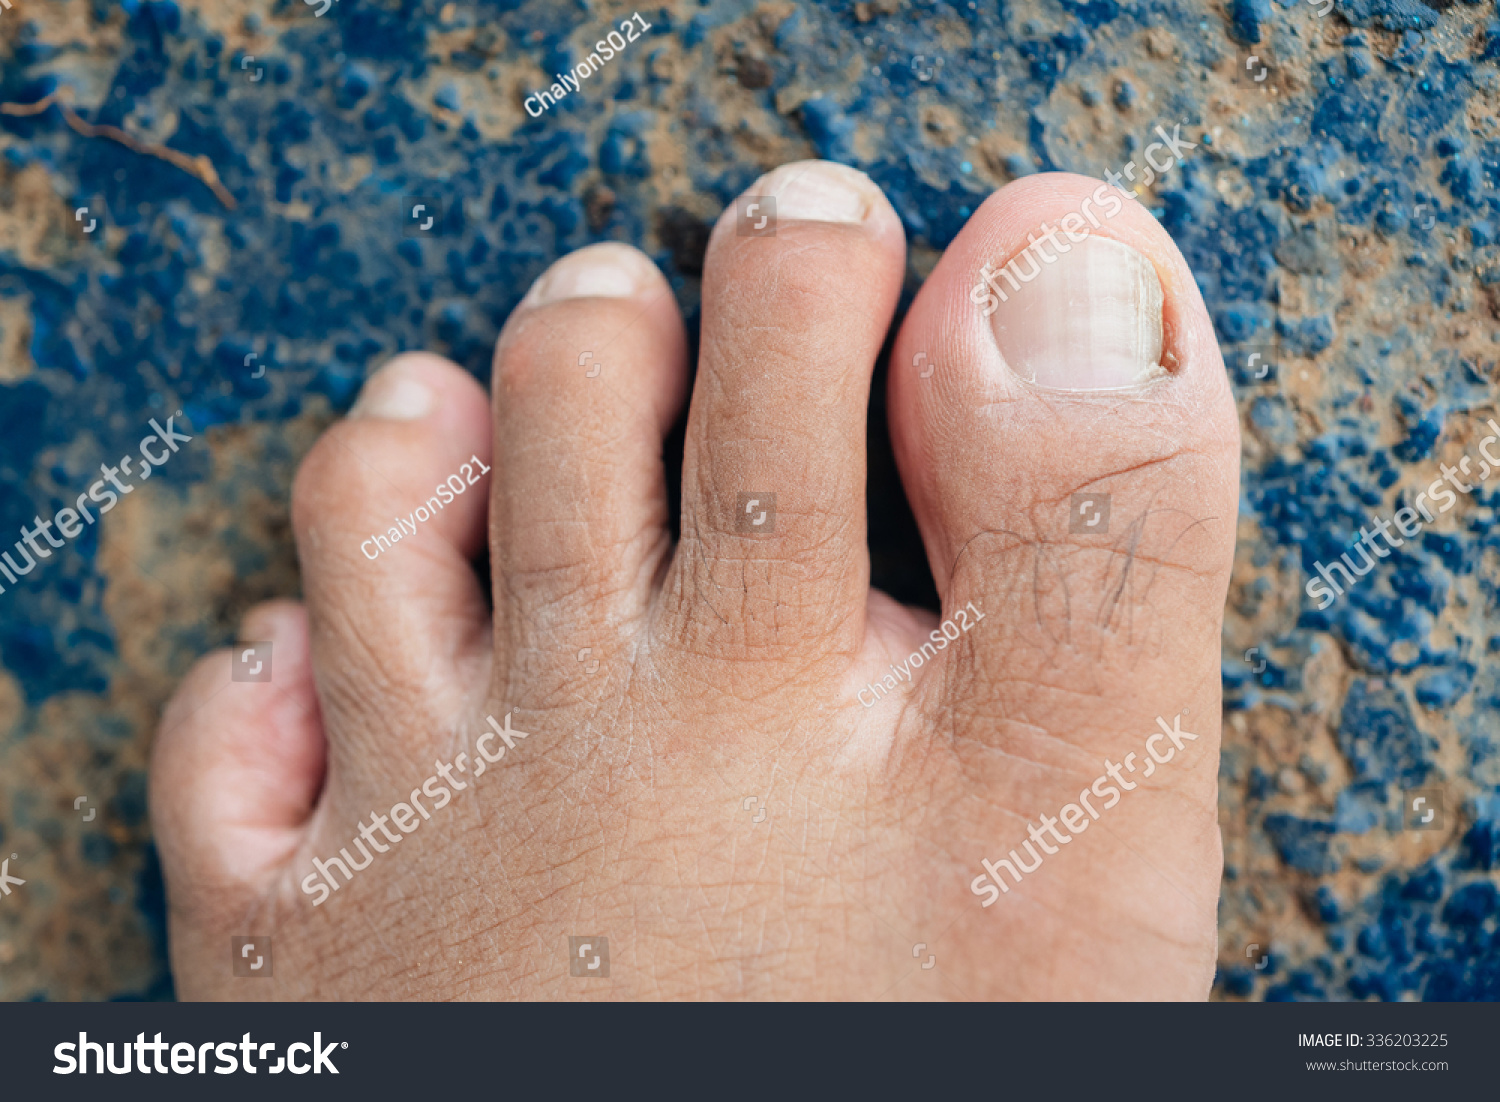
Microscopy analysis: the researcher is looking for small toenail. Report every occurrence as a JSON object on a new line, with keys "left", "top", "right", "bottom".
{"left": 986, "top": 234, "right": 1165, "bottom": 391}
{"left": 750, "top": 161, "right": 879, "bottom": 224}
{"left": 523, "top": 243, "right": 658, "bottom": 305}
{"left": 349, "top": 369, "right": 433, "bottom": 421}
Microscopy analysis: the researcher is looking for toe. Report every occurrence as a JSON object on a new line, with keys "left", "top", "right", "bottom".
{"left": 890, "top": 171, "right": 1238, "bottom": 712}
{"left": 662, "top": 160, "right": 906, "bottom": 673}
{"left": 290, "top": 352, "right": 493, "bottom": 755}
{"left": 489, "top": 243, "right": 687, "bottom": 684}
{"left": 889, "top": 172, "right": 1238, "bottom": 994}
{"left": 150, "top": 600, "right": 323, "bottom": 983}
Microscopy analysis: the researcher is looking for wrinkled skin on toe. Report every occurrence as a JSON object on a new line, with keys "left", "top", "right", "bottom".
{"left": 152, "top": 162, "right": 1238, "bottom": 1001}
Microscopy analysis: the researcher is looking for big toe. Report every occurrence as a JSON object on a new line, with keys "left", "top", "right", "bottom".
{"left": 890, "top": 171, "right": 1239, "bottom": 997}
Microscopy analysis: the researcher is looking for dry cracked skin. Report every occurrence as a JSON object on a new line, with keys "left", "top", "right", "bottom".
{"left": 151, "top": 164, "right": 1240, "bottom": 999}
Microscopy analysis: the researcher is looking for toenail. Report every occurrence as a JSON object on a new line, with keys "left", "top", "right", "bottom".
{"left": 750, "top": 161, "right": 880, "bottom": 224}
{"left": 986, "top": 234, "right": 1165, "bottom": 391}
{"left": 349, "top": 368, "right": 434, "bottom": 421}
{"left": 523, "top": 243, "right": 658, "bottom": 305}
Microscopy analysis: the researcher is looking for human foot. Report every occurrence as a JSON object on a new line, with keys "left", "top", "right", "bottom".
{"left": 151, "top": 161, "right": 1239, "bottom": 1000}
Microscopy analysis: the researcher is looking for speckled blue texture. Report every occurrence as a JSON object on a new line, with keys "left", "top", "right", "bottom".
{"left": 2, "top": 0, "right": 1497, "bottom": 1000}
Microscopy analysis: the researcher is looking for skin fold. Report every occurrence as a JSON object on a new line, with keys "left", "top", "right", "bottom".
{"left": 151, "top": 164, "right": 1239, "bottom": 1001}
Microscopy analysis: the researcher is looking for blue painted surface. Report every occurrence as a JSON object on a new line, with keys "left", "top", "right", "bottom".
{"left": 1, "top": 0, "right": 1497, "bottom": 999}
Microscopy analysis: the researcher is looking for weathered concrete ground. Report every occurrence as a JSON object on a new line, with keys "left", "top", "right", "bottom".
{"left": 1, "top": 0, "right": 1497, "bottom": 1000}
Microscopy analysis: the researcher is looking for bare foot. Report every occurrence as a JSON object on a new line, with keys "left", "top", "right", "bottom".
{"left": 151, "top": 161, "right": 1239, "bottom": 1000}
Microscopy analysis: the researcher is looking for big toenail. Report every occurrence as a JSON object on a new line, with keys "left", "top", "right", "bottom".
{"left": 349, "top": 368, "right": 433, "bottom": 421}
{"left": 523, "top": 243, "right": 658, "bottom": 305}
{"left": 751, "top": 161, "right": 879, "bottom": 224}
{"left": 987, "top": 234, "right": 1165, "bottom": 391}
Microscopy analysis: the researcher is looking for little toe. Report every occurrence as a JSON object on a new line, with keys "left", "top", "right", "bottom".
{"left": 150, "top": 599, "right": 324, "bottom": 993}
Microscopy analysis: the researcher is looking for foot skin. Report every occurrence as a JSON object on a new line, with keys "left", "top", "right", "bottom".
{"left": 152, "top": 162, "right": 1239, "bottom": 1001}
